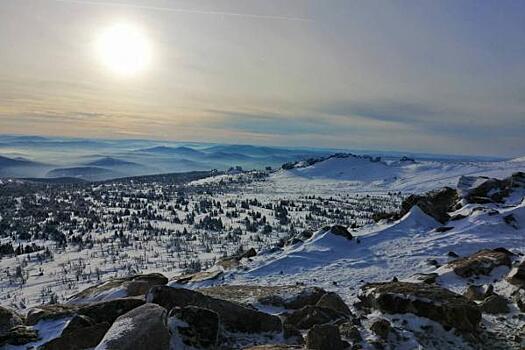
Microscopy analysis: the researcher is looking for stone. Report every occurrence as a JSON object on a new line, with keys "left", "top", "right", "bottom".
{"left": 0, "top": 306, "right": 23, "bottom": 337}
{"left": 283, "top": 305, "right": 347, "bottom": 330}
{"left": 95, "top": 303, "right": 170, "bottom": 350}
{"left": 329, "top": 225, "right": 353, "bottom": 240}
{"left": 147, "top": 285, "right": 282, "bottom": 334}
{"left": 68, "top": 273, "right": 168, "bottom": 303}
{"left": 479, "top": 295, "right": 510, "bottom": 314}
{"left": 306, "top": 324, "right": 345, "bottom": 350}
{"left": 77, "top": 297, "right": 145, "bottom": 324}
{"left": 40, "top": 322, "right": 110, "bottom": 350}
{"left": 400, "top": 187, "right": 459, "bottom": 224}
{"left": 362, "top": 282, "right": 481, "bottom": 333}
{"left": 26, "top": 304, "right": 78, "bottom": 326}
{"left": 463, "top": 285, "right": 493, "bottom": 301}
{"left": 0, "top": 325, "right": 39, "bottom": 346}
{"left": 447, "top": 249, "right": 512, "bottom": 278}
{"left": 508, "top": 260, "right": 525, "bottom": 287}
{"left": 339, "top": 321, "right": 362, "bottom": 343}
{"left": 173, "top": 270, "right": 223, "bottom": 285}
{"left": 315, "top": 292, "right": 353, "bottom": 316}
{"left": 370, "top": 319, "right": 390, "bottom": 339}
{"left": 169, "top": 306, "right": 219, "bottom": 349}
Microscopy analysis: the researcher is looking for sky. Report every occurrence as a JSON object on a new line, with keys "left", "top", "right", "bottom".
{"left": 0, "top": 0, "right": 524, "bottom": 157}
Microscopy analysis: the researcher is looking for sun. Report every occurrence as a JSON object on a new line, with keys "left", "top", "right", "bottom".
{"left": 96, "top": 23, "right": 151, "bottom": 76}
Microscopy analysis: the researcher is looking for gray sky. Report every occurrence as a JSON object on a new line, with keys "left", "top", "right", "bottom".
{"left": 1, "top": 0, "right": 524, "bottom": 157}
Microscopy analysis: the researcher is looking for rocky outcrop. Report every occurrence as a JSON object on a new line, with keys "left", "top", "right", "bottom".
{"left": 147, "top": 285, "right": 282, "bottom": 334}
{"left": 68, "top": 273, "right": 168, "bottom": 304}
{"left": 0, "top": 325, "right": 39, "bottom": 346}
{"left": 361, "top": 282, "right": 481, "bottom": 333}
{"left": 327, "top": 225, "right": 353, "bottom": 240}
{"left": 508, "top": 260, "right": 525, "bottom": 287}
{"left": 0, "top": 306, "right": 23, "bottom": 337}
{"left": 169, "top": 306, "right": 219, "bottom": 349}
{"left": 305, "top": 324, "right": 345, "bottom": 350}
{"left": 459, "top": 172, "right": 525, "bottom": 204}
{"left": 95, "top": 303, "right": 170, "bottom": 350}
{"left": 447, "top": 249, "right": 512, "bottom": 278}
{"left": 400, "top": 187, "right": 459, "bottom": 223}
{"left": 283, "top": 305, "right": 348, "bottom": 330}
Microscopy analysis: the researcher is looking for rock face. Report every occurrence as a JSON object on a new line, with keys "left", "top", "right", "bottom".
{"left": 479, "top": 295, "right": 510, "bottom": 314}
{"left": 147, "top": 285, "right": 282, "bottom": 334}
{"left": 95, "top": 303, "right": 170, "bottom": 350}
{"left": 508, "top": 260, "right": 525, "bottom": 287}
{"left": 460, "top": 172, "right": 525, "bottom": 204}
{"left": 68, "top": 273, "right": 168, "bottom": 303}
{"left": 305, "top": 324, "right": 345, "bottom": 350}
{"left": 361, "top": 282, "right": 481, "bottom": 333}
{"left": 283, "top": 305, "right": 347, "bottom": 330}
{"left": 400, "top": 187, "right": 459, "bottom": 223}
{"left": 169, "top": 306, "right": 219, "bottom": 349}
{"left": 0, "top": 306, "right": 23, "bottom": 337}
{"left": 447, "top": 249, "right": 512, "bottom": 278}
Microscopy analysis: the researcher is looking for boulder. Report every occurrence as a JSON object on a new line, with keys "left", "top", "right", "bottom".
{"left": 95, "top": 303, "right": 170, "bottom": 350}
{"left": 0, "top": 325, "right": 39, "bottom": 346}
{"left": 370, "top": 319, "right": 390, "bottom": 339}
{"left": 463, "top": 285, "right": 493, "bottom": 301}
{"left": 361, "top": 282, "right": 481, "bottom": 333}
{"left": 0, "top": 306, "right": 23, "bottom": 337}
{"left": 147, "top": 286, "right": 282, "bottom": 334}
{"left": 447, "top": 249, "right": 512, "bottom": 278}
{"left": 77, "top": 297, "right": 145, "bottom": 324}
{"left": 315, "top": 292, "right": 353, "bottom": 316}
{"left": 40, "top": 322, "right": 109, "bottom": 350}
{"left": 339, "top": 322, "right": 362, "bottom": 343}
{"left": 173, "top": 270, "right": 223, "bottom": 285}
{"left": 479, "top": 295, "right": 510, "bottom": 314}
{"left": 26, "top": 304, "right": 78, "bottom": 326}
{"left": 400, "top": 187, "right": 459, "bottom": 223}
{"left": 508, "top": 260, "right": 525, "bottom": 287}
{"left": 169, "top": 306, "right": 219, "bottom": 349}
{"left": 305, "top": 324, "right": 345, "bottom": 350}
{"left": 283, "top": 305, "right": 347, "bottom": 330}
{"left": 68, "top": 273, "right": 168, "bottom": 303}
{"left": 328, "top": 225, "right": 353, "bottom": 240}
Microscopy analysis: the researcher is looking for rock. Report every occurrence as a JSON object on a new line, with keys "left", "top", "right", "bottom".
{"left": 370, "top": 319, "right": 390, "bottom": 339}
{"left": 0, "top": 325, "right": 39, "bottom": 346}
{"left": 198, "top": 285, "right": 326, "bottom": 310}
{"left": 339, "top": 321, "right": 362, "bottom": 343}
{"left": 95, "top": 303, "right": 170, "bottom": 350}
{"left": 435, "top": 226, "right": 454, "bottom": 232}
{"left": 447, "top": 249, "right": 512, "bottom": 278}
{"left": 447, "top": 251, "right": 459, "bottom": 258}
{"left": 400, "top": 187, "right": 459, "bottom": 223}
{"left": 77, "top": 297, "right": 145, "bottom": 324}
{"left": 61, "top": 314, "right": 95, "bottom": 333}
{"left": 315, "top": 292, "right": 353, "bottom": 316}
{"left": 40, "top": 322, "right": 109, "bottom": 350}
{"left": 508, "top": 260, "right": 525, "bottom": 287}
{"left": 362, "top": 282, "right": 481, "bottom": 333}
{"left": 306, "top": 324, "right": 345, "bottom": 350}
{"left": 169, "top": 306, "right": 219, "bottom": 349}
{"left": 329, "top": 225, "right": 353, "bottom": 240}
{"left": 147, "top": 285, "right": 282, "bottom": 334}
{"left": 239, "top": 247, "right": 257, "bottom": 259}
{"left": 26, "top": 304, "right": 78, "bottom": 325}
{"left": 173, "top": 270, "right": 223, "bottom": 285}
{"left": 283, "top": 305, "right": 347, "bottom": 330}
{"left": 503, "top": 214, "right": 519, "bottom": 229}
{"left": 411, "top": 273, "right": 438, "bottom": 284}
{"left": 479, "top": 295, "right": 510, "bottom": 314}
{"left": 0, "top": 306, "right": 23, "bottom": 337}
{"left": 459, "top": 173, "right": 525, "bottom": 204}
{"left": 282, "top": 322, "right": 304, "bottom": 345}
{"left": 463, "top": 285, "right": 493, "bottom": 301}
{"left": 68, "top": 273, "right": 168, "bottom": 303}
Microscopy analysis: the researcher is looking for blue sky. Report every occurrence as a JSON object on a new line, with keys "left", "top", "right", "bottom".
{"left": 0, "top": 0, "right": 524, "bottom": 157}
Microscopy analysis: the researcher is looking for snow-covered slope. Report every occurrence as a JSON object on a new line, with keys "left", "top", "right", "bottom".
{"left": 272, "top": 154, "right": 525, "bottom": 193}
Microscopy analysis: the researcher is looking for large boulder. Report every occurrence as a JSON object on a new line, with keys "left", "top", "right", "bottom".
{"left": 305, "top": 324, "right": 345, "bottom": 350}
{"left": 361, "top": 282, "right": 481, "bottom": 333}
{"left": 283, "top": 305, "right": 348, "bottom": 330}
{"left": 77, "top": 297, "right": 145, "bottom": 324}
{"left": 479, "top": 295, "right": 510, "bottom": 314}
{"left": 40, "top": 321, "right": 110, "bottom": 350}
{"left": 199, "top": 285, "right": 328, "bottom": 310}
{"left": 315, "top": 292, "right": 352, "bottom": 316}
{"left": 508, "top": 260, "right": 525, "bottom": 287}
{"left": 447, "top": 249, "right": 512, "bottom": 278}
{"left": 68, "top": 273, "right": 168, "bottom": 304}
{"left": 400, "top": 187, "right": 459, "bottom": 223}
{"left": 169, "top": 306, "right": 219, "bottom": 349}
{"left": 26, "top": 304, "right": 79, "bottom": 326}
{"left": 327, "top": 225, "right": 353, "bottom": 240}
{"left": 95, "top": 303, "right": 170, "bottom": 350}
{"left": 147, "top": 286, "right": 282, "bottom": 334}
{"left": 0, "top": 306, "right": 23, "bottom": 337}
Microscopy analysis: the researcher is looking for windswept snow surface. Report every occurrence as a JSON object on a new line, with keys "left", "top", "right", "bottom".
{"left": 269, "top": 156, "right": 525, "bottom": 194}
